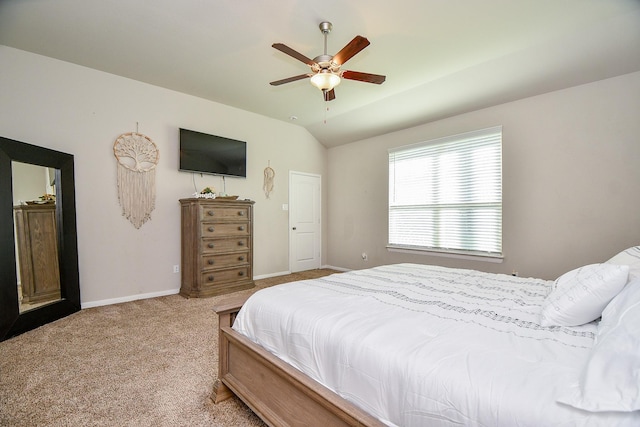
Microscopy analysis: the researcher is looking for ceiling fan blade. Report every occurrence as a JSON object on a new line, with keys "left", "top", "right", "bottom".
{"left": 332, "top": 36, "right": 370, "bottom": 66}
{"left": 323, "top": 88, "right": 336, "bottom": 102}
{"left": 272, "top": 43, "right": 316, "bottom": 66}
{"left": 270, "top": 74, "right": 312, "bottom": 86}
{"left": 342, "top": 70, "right": 386, "bottom": 84}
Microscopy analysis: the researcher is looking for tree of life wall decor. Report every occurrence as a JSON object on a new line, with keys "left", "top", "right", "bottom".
{"left": 113, "top": 132, "right": 159, "bottom": 229}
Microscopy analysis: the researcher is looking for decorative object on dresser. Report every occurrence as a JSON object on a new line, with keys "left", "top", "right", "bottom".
{"left": 180, "top": 198, "right": 255, "bottom": 297}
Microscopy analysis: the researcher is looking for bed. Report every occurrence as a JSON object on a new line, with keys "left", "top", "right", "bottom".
{"left": 213, "top": 249, "right": 640, "bottom": 426}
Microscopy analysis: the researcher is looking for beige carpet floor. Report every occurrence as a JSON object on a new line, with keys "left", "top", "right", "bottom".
{"left": 0, "top": 269, "right": 338, "bottom": 426}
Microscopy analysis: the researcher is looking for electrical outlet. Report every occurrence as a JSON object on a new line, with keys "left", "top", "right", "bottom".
{"left": 173, "top": 265, "right": 180, "bottom": 273}
{"left": 361, "top": 252, "right": 368, "bottom": 261}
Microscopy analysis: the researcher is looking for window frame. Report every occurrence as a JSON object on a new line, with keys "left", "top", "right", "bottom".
{"left": 387, "top": 126, "right": 503, "bottom": 261}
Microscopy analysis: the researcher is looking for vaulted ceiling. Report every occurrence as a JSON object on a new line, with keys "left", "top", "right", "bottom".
{"left": 1, "top": 0, "right": 639, "bottom": 147}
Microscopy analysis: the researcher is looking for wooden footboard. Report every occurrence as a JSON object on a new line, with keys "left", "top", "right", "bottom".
{"left": 212, "top": 297, "right": 385, "bottom": 427}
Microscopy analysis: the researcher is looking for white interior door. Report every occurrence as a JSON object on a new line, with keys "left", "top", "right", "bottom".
{"left": 289, "top": 171, "right": 321, "bottom": 273}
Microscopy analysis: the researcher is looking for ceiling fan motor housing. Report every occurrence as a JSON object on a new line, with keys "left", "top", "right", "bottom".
{"left": 312, "top": 54, "right": 339, "bottom": 73}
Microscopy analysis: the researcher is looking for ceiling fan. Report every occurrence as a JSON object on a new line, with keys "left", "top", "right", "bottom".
{"left": 270, "top": 22, "right": 386, "bottom": 102}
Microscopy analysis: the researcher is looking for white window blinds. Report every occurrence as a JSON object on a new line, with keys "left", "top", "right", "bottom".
{"left": 388, "top": 126, "right": 502, "bottom": 257}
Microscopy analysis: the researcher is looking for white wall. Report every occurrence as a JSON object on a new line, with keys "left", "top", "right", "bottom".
{"left": 11, "top": 162, "right": 50, "bottom": 204}
{"left": 4, "top": 45, "right": 639, "bottom": 308}
{"left": 1, "top": 46, "right": 327, "bottom": 306}
{"left": 327, "top": 71, "right": 640, "bottom": 280}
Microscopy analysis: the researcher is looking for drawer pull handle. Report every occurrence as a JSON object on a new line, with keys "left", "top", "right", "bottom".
{"left": 238, "top": 211, "right": 245, "bottom": 216}
{"left": 238, "top": 271, "right": 245, "bottom": 277}
{"left": 238, "top": 241, "right": 245, "bottom": 246}
{"left": 208, "top": 226, "right": 215, "bottom": 232}
{"left": 208, "top": 243, "right": 215, "bottom": 249}
{"left": 238, "top": 226, "right": 245, "bottom": 231}
{"left": 238, "top": 256, "right": 245, "bottom": 261}
{"left": 207, "top": 210, "right": 215, "bottom": 216}
{"left": 208, "top": 259, "right": 214, "bottom": 265}
{"left": 207, "top": 275, "right": 214, "bottom": 282}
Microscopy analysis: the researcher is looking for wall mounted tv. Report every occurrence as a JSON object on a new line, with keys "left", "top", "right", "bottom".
{"left": 179, "top": 128, "right": 247, "bottom": 178}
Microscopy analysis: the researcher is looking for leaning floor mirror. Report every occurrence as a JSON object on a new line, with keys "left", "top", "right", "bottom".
{"left": 0, "top": 136, "right": 80, "bottom": 341}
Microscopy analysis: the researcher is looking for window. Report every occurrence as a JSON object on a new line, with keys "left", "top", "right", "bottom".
{"left": 388, "top": 126, "right": 502, "bottom": 258}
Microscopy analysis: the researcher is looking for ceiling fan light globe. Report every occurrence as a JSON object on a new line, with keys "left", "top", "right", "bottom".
{"left": 310, "top": 72, "right": 341, "bottom": 91}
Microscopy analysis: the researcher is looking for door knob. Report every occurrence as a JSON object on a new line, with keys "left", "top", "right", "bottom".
{"left": 292, "top": 227, "right": 296, "bottom": 230}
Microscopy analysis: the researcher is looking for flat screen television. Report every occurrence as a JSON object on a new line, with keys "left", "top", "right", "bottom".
{"left": 179, "top": 128, "right": 247, "bottom": 178}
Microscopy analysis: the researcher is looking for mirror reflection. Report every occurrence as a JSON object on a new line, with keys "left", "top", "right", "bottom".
{"left": 11, "top": 161, "right": 61, "bottom": 313}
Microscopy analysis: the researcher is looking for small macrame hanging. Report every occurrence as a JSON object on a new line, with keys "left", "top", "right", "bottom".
{"left": 113, "top": 131, "right": 159, "bottom": 229}
{"left": 263, "top": 161, "right": 275, "bottom": 199}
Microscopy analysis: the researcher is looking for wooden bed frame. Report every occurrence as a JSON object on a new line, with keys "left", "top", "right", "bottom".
{"left": 212, "top": 295, "right": 386, "bottom": 427}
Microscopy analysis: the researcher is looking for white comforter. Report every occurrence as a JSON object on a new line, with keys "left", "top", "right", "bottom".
{"left": 233, "top": 263, "right": 639, "bottom": 426}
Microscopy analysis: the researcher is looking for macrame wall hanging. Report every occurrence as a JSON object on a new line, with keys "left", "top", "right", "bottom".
{"left": 113, "top": 131, "right": 159, "bottom": 229}
{"left": 263, "top": 161, "right": 275, "bottom": 199}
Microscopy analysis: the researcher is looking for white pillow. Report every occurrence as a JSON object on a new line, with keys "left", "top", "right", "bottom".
{"left": 606, "top": 246, "right": 640, "bottom": 281}
{"left": 540, "top": 263, "right": 629, "bottom": 327}
{"left": 557, "top": 279, "right": 640, "bottom": 412}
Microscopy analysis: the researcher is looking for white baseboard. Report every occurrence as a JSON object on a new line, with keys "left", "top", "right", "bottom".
{"left": 81, "top": 267, "right": 349, "bottom": 309}
{"left": 253, "top": 270, "right": 291, "bottom": 280}
{"left": 255, "top": 266, "right": 349, "bottom": 280}
{"left": 322, "top": 264, "right": 350, "bottom": 272}
{"left": 81, "top": 288, "right": 180, "bottom": 309}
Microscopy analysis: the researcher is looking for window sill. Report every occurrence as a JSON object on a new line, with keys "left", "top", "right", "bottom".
{"left": 386, "top": 245, "right": 504, "bottom": 263}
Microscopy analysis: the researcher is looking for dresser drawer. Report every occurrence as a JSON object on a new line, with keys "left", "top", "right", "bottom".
{"left": 201, "top": 222, "right": 249, "bottom": 237}
{"left": 202, "top": 252, "right": 248, "bottom": 269}
{"left": 200, "top": 205, "right": 250, "bottom": 220}
{"left": 201, "top": 237, "right": 249, "bottom": 254}
{"left": 201, "top": 266, "right": 250, "bottom": 286}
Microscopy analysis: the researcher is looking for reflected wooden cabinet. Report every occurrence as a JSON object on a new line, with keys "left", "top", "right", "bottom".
{"left": 13, "top": 204, "right": 61, "bottom": 304}
{"left": 180, "top": 198, "right": 255, "bottom": 297}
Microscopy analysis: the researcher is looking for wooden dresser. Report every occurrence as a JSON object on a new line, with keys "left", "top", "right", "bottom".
{"left": 13, "top": 203, "right": 61, "bottom": 304}
{"left": 180, "top": 198, "right": 255, "bottom": 298}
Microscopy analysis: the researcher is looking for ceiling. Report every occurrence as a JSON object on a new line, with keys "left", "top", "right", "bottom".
{"left": 1, "top": 1, "right": 639, "bottom": 148}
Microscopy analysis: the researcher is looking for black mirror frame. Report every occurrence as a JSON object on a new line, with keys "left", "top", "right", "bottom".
{"left": 0, "top": 136, "right": 80, "bottom": 341}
